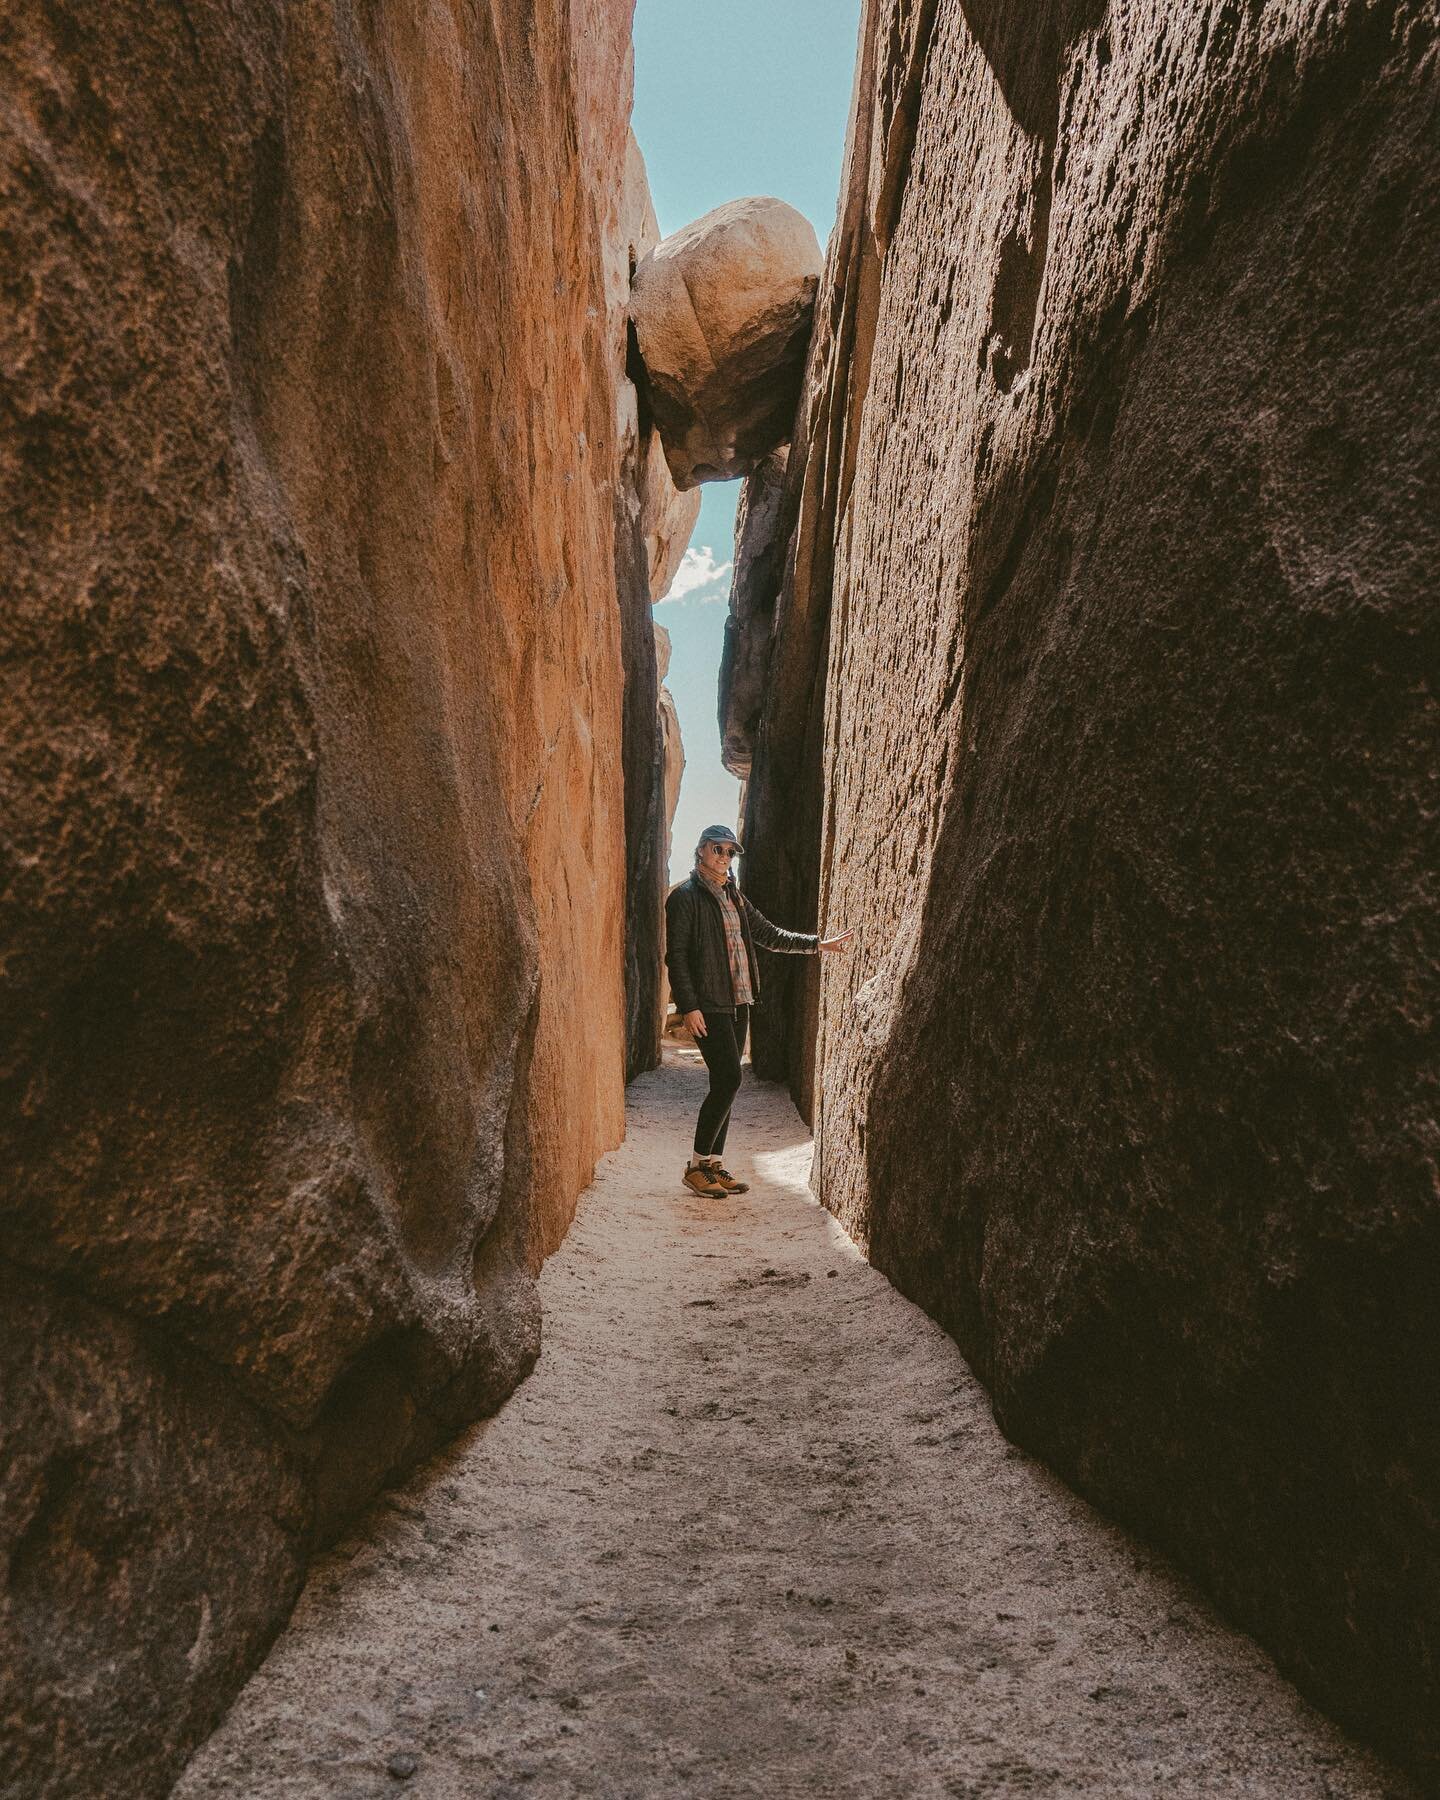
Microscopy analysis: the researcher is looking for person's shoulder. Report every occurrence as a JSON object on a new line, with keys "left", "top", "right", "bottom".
{"left": 665, "top": 875, "right": 695, "bottom": 904}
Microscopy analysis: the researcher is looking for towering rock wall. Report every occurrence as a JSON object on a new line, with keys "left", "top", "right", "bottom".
{"left": 744, "top": 0, "right": 1440, "bottom": 1777}
{"left": 723, "top": 446, "right": 826, "bottom": 1112}
{"left": 0, "top": 2, "right": 656, "bottom": 1792}
{"left": 614, "top": 134, "right": 698, "bottom": 1088}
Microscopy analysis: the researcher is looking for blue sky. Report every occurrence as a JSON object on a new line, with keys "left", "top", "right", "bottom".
{"left": 631, "top": 0, "right": 862, "bottom": 883}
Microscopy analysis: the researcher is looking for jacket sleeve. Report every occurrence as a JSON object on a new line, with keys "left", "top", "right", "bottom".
{"left": 664, "top": 885, "right": 702, "bottom": 1012}
{"left": 740, "top": 892, "right": 819, "bottom": 955}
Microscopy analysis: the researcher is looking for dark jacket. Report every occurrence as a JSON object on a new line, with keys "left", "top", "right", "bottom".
{"left": 664, "top": 870, "right": 818, "bottom": 1014}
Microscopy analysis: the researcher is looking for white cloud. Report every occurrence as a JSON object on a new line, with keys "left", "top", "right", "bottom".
{"left": 660, "top": 545, "right": 732, "bottom": 603}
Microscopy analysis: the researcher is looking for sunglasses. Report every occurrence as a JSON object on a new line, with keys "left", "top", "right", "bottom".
{"left": 706, "top": 844, "right": 740, "bottom": 858}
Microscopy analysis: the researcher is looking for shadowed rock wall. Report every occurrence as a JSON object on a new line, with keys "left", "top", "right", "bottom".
{"left": 744, "top": 0, "right": 1440, "bottom": 1777}
{"left": 615, "top": 133, "right": 699, "bottom": 1086}
{"left": 0, "top": 1, "right": 649, "bottom": 1791}
{"left": 733, "top": 0, "right": 890, "bottom": 1117}
{"left": 725, "top": 446, "right": 826, "bottom": 1114}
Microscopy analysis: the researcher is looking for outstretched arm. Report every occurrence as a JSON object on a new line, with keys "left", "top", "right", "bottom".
{"left": 741, "top": 894, "right": 854, "bottom": 957}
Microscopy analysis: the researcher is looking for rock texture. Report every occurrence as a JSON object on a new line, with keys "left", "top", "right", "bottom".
{"left": 734, "top": 116, "right": 879, "bottom": 1115}
{"left": 654, "top": 621, "right": 686, "bottom": 1035}
{"left": 609, "top": 135, "right": 700, "bottom": 1082}
{"left": 630, "top": 197, "right": 823, "bottom": 488}
{"left": 615, "top": 138, "right": 699, "bottom": 1084}
{"left": 742, "top": 0, "right": 1440, "bottom": 1780}
{"left": 655, "top": 621, "right": 685, "bottom": 855}
{"left": 720, "top": 444, "right": 829, "bottom": 1107}
{"left": 641, "top": 424, "right": 702, "bottom": 604}
{"left": 0, "top": 2, "right": 652, "bottom": 1793}
{"left": 719, "top": 448, "right": 789, "bottom": 782}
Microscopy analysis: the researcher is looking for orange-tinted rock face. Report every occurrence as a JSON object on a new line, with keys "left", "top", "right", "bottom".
{"left": 744, "top": 0, "right": 1440, "bottom": 1777}
{"left": 0, "top": 1, "right": 643, "bottom": 1790}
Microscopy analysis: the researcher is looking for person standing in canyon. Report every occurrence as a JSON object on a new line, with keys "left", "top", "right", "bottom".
{"left": 665, "top": 824, "right": 854, "bottom": 1197}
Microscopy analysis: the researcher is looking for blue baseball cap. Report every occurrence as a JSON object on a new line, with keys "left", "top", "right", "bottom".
{"left": 697, "top": 824, "right": 741, "bottom": 848}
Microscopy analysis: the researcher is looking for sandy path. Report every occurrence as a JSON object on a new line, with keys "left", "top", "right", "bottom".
{"left": 178, "top": 1050, "right": 1411, "bottom": 1799}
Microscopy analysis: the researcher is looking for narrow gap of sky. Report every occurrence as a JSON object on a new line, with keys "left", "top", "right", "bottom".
{"left": 630, "top": 0, "right": 862, "bottom": 886}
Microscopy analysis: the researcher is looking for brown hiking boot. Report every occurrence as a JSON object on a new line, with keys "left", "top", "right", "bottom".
{"left": 682, "top": 1164, "right": 727, "bottom": 1198}
{"left": 707, "top": 1164, "right": 750, "bottom": 1194}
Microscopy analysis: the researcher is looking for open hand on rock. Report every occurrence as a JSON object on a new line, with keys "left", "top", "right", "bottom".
{"left": 819, "top": 928, "right": 855, "bottom": 954}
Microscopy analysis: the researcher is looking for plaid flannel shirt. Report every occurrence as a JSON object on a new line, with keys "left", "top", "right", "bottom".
{"left": 701, "top": 872, "right": 754, "bottom": 1005}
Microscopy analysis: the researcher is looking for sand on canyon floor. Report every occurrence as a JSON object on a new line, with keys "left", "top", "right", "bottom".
{"left": 176, "top": 1047, "right": 1413, "bottom": 1799}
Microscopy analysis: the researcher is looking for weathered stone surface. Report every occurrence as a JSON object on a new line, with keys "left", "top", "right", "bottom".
{"left": 719, "top": 448, "right": 789, "bottom": 781}
{"left": 611, "top": 129, "right": 665, "bottom": 1081}
{"left": 655, "top": 622, "right": 685, "bottom": 848}
{"left": 641, "top": 424, "right": 702, "bottom": 602}
{"left": 744, "top": 0, "right": 1440, "bottom": 1779}
{"left": 630, "top": 197, "right": 823, "bottom": 489}
{"left": 615, "top": 136, "right": 697, "bottom": 1084}
{"left": 0, "top": 1, "right": 643, "bottom": 1792}
{"left": 613, "top": 131, "right": 668, "bottom": 1088}
{"left": 736, "top": 123, "right": 873, "bottom": 1116}
{"left": 725, "top": 437, "right": 831, "bottom": 1107}
{"left": 654, "top": 621, "right": 685, "bottom": 1032}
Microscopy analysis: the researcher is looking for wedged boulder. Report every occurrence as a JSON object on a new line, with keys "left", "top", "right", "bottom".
{"left": 630, "top": 197, "right": 823, "bottom": 488}
{"left": 742, "top": 0, "right": 1440, "bottom": 1781}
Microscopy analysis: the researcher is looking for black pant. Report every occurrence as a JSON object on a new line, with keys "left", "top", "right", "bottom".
{"left": 693, "top": 1005, "right": 749, "bottom": 1157}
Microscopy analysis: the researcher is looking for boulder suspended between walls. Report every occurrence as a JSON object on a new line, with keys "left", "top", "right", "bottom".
{"left": 629, "top": 197, "right": 823, "bottom": 489}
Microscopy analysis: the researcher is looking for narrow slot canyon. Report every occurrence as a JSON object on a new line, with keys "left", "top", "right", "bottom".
{"left": 174, "top": 1065, "right": 1402, "bottom": 1798}
{"left": 1, "top": 2, "right": 1436, "bottom": 1797}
